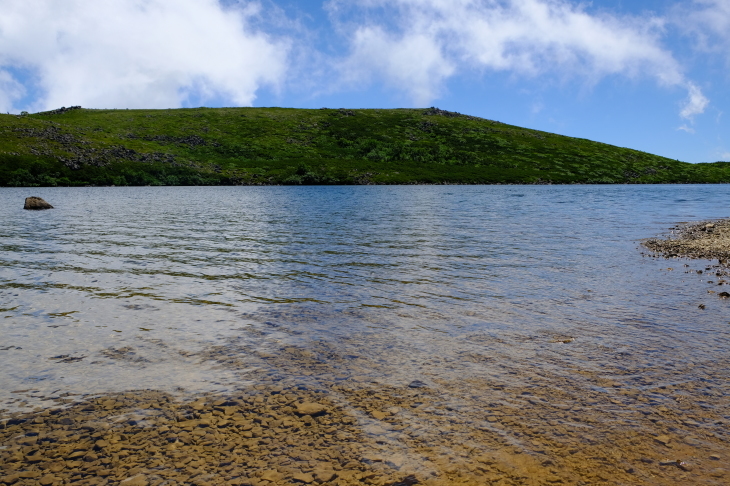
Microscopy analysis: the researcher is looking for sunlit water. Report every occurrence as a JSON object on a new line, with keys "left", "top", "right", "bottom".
{"left": 2, "top": 185, "right": 730, "bottom": 416}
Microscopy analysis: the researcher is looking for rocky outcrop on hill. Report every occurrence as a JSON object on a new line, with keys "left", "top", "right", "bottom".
{"left": 127, "top": 133, "right": 211, "bottom": 149}
{"left": 423, "top": 107, "right": 487, "bottom": 121}
{"left": 41, "top": 106, "right": 82, "bottom": 115}
{"left": 57, "top": 146, "right": 178, "bottom": 170}
{"left": 14, "top": 125, "right": 180, "bottom": 169}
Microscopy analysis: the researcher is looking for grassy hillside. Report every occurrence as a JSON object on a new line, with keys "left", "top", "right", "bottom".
{"left": 2, "top": 106, "right": 729, "bottom": 186}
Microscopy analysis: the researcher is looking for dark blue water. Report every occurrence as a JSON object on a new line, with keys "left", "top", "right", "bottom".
{"left": 1, "top": 185, "right": 729, "bottom": 413}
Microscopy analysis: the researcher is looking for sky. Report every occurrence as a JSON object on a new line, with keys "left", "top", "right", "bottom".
{"left": 0, "top": 0, "right": 729, "bottom": 163}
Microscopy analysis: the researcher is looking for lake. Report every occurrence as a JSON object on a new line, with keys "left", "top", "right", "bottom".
{"left": 2, "top": 185, "right": 729, "bottom": 485}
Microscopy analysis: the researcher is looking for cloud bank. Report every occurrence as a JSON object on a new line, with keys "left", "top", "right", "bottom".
{"left": 0, "top": 0, "right": 717, "bottom": 123}
{"left": 330, "top": 0, "right": 705, "bottom": 117}
{"left": 0, "top": 0, "right": 289, "bottom": 112}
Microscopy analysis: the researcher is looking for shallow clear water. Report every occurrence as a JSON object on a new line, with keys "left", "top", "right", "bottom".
{"left": 1, "top": 185, "right": 730, "bottom": 412}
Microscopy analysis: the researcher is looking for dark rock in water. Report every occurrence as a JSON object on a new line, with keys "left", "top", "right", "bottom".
{"left": 719, "top": 292, "right": 730, "bottom": 298}
{"left": 408, "top": 380, "right": 428, "bottom": 389}
{"left": 24, "top": 197, "right": 53, "bottom": 210}
{"left": 49, "top": 354, "right": 86, "bottom": 363}
{"left": 391, "top": 475, "right": 419, "bottom": 486}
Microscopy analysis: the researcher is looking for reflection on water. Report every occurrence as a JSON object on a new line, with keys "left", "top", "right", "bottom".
{"left": 1, "top": 185, "right": 730, "bottom": 483}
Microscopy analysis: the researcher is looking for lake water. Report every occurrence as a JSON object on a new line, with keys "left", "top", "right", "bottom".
{"left": 2, "top": 185, "right": 730, "bottom": 483}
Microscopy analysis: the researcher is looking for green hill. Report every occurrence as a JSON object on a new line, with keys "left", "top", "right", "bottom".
{"left": 2, "top": 106, "right": 729, "bottom": 186}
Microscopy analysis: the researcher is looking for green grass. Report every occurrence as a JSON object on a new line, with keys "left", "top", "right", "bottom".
{"left": 2, "top": 106, "right": 729, "bottom": 186}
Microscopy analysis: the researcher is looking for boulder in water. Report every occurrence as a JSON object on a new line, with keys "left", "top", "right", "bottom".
{"left": 24, "top": 197, "right": 53, "bottom": 210}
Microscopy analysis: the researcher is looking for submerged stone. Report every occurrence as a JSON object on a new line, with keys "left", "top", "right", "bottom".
{"left": 120, "top": 475, "right": 148, "bottom": 486}
{"left": 295, "top": 402, "right": 327, "bottom": 416}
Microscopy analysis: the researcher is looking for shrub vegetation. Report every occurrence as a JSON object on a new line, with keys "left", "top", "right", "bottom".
{"left": 2, "top": 106, "right": 729, "bottom": 186}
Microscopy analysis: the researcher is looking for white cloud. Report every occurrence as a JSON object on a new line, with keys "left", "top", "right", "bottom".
{"left": 328, "top": 0, "right": 706, "bottom": 118}
{"left": 677, "top": 0, "right": 730, "bottom": 53}
{"left": 680, "top": 82, "right": 709, "bottom": 120}
{"left": 340, "top": 27, "right": 456, "bottom": 105}
{"left": 677, "top": 124, "right": 695, "bottom": 134}
{"left": 0, "top": 0, "right": 290, "bottom": 112}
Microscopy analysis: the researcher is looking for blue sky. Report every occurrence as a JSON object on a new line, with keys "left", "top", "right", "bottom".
{"left": 1, "top": 0, "right": 728, "bottom": 163}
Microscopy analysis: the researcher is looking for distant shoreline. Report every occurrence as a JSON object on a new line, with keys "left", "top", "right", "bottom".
{"left": 4, "top": 181, "right": 730, "bottom": 188}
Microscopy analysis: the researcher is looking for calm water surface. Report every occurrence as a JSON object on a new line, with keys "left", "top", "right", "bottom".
{"left": 1, "top": 185, "right": 729, "bottom": 412}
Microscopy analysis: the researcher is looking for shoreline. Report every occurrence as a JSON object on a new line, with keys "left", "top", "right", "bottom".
{"left": 643, "top": 219, "right": 730, "bottom": 266}
{"left": 5, "top": 182, "right": 730, "bottom": 188}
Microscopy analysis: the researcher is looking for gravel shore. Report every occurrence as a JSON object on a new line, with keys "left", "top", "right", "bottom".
{"left": 643, "top": 219, "right": 730, "bottom": 264}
